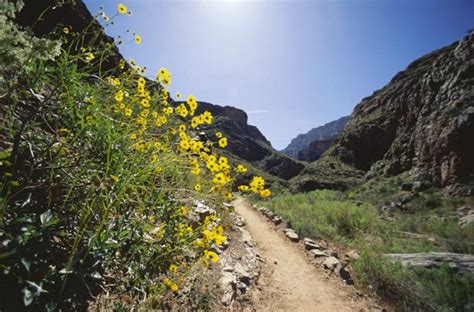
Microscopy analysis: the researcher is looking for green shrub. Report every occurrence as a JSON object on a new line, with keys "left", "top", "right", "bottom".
{"left": 353, "top": 255, "right": 473, "bottom": 311}
{"left": 259, "top": 189, "right": 377, "bottom": 240}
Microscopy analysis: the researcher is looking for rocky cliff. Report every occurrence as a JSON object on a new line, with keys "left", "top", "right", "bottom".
{"left": 302, "top": 33, "right": 474, "bottom": 195}
{"left": 282, "top": 116, "right": 349, "bottom": 159}
{"left": 297, "top": 138, "right": 335, "bottom": 162}
{"left": 193, "top": 101, "right": 305, "bottom": 181}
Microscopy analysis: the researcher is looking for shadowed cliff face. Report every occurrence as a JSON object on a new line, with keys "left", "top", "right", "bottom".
{"left": 191, "top": 101, "right": 305, "bottom": 180}
{"left": 324, "top": 32, "right": 474, "bottom": 195}
{"left": 297, "top": 139, "right": 334, "bottom": 162}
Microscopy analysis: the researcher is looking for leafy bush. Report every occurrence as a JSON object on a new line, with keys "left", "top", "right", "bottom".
{"left": 259, "top": 189, "right": 377, "bottom": 240}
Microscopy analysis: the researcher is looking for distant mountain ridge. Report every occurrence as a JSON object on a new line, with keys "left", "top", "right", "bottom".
{"left": 282, "top": 116, "right": 350, "bottom": 159}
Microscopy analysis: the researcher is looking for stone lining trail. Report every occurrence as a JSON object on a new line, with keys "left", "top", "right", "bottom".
{"left": 232, "top": 197, "right": 377, "bottom": 312}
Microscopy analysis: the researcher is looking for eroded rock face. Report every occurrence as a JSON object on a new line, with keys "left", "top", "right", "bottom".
{"left": 324, "top": 32, "right": 474, "bottom": 195}
{"left": 297, "top": 138, "right": 335, "bottom": 162}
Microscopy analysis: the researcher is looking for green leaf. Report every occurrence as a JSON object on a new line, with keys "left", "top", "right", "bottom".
{"left": 40, "top": 210, "right": 59, "bottom": 229}
{"left": 40, "top": 210, "right": 52, "bottom": 225}
{"left": 21, "top": 258, "right": 31, "bottom": 273}
{"left": 22, "top": 287, "right": 33, "bottom": 306}
{"left": 0, "top": 249, "right": 16, "bottom": 260}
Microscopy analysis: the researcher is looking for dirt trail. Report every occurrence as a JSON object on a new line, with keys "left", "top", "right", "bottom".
{"left": 232, "top": 197, "right": 375, "bottom": 312}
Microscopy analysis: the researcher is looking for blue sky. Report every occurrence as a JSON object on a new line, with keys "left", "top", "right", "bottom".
{"left": 84, "top": 0, "right": 473, "bottom": 149}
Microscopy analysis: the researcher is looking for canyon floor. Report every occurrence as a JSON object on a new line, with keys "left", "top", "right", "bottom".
{"left": 231, "top": 198, "right": 380, "bottom": 312}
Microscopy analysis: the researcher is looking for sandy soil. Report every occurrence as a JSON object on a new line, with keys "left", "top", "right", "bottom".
{"left": 232, "top": 197, "right": 378, "bottom": 312}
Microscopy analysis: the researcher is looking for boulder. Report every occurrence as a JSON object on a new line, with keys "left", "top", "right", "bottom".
{"left": 458, "top": 206, "right": 474, "bottom": 228}
{"left": 309, "top": 249, "right": 329, "bottom": 258}
{"left": 219, "top": 272, "right": 236, "bottom": 289}
{"left": 303, "top": 238, "right": 320, "bottom": 250}
{"left": 234, "top": 263, "right": 251, "bottom": 285}
{"left": 272, "top": 216, "right": 282, "bottom": 225}
{"left": 284, "top": 229, "right": 299, "bottom": 242}
{"left": 339, "top": 264, "right": 354, "bottom": 285}
{"left": 194, "top": 202, "right": 214, "bottom": 220}
{"left": 345, "top": 249, "right": 360, "bottom": 261}
{"left": 323, "top": 256, "right": 340, "bottom": 271}
{"left": 384, "top": 252, "right": 474, "bottom": 281}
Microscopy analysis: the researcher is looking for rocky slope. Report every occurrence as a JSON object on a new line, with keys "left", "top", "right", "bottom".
{"left": 282, "top": 116, "right": 349, "bottom": 159}
{"left": 192, "top": 101, "right": 305, "bottom": 181}
{"left": 295, "top": 33, "right": 474, "bottom": 194}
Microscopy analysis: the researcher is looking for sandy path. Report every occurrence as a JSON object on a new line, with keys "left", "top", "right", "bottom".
{"left": 232, "top": 197, "right": 374, "bottom": 312}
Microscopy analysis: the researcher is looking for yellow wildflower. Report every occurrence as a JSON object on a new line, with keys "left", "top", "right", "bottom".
{"left": 187, "top": 95, "right": 198, "bottom": 112}
{"left": 260, "top": 189, "right": 272, "bottom": 198}
{"left": 236, "top": 164, "right": 247, "bottom": 173}
{"left": 223, "top": 192, "right": 233, "bottom": 200}
{"left": 163, "top": 278, "right": 179, "bottom": 292}
{"left": 85, "top": 52, "right": 95, "bottom": 63}
{"left": 114, "top": 90, "right": 124, "bottom": 102}
{"left": 204, "top": 250, "right": 219, "bottom": 263}
{"left": 117, "top": 3, "right": 127, "bottom": 14}
{"left": 212, "top": 172, "right": 229, "bottom": 186}
{"left": 141, "top": 98, "right": 150, "bottom": 108}
{"left": 180, "top": 140, "right": 190, "bottom": 150}
{"left": 179, "top": 206, "right": 188, "bottom": 216}
{"left": 238, "top": 185, "right": 249, "bottom": 192}
{"left": 135, "top": 35, "right": 142, "bottom": 44}
{"left": 169, "top": 264, "right": 178, "bottom": 273}
{"left": 201, "top": 111, "right": 213, "bottom": 124}
{"left": 250, "top": 176, "right": 265, "bottom": 192}
{"left": 218, "top": 137, "right": 228, "bottom": 148}
{"left": 163, "top": 107, "right": 173, "bottom": 115}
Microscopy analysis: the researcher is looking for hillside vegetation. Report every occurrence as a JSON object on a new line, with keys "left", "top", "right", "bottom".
{"left": 0, "top": 2, "right": 269, "bottom": 309}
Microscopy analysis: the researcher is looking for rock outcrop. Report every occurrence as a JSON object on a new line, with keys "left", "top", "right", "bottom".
{"left": 297, "top": 138, "right": 335, "bottom": 162}
{"left": 282, "top": 116, "right": 349, "bottom": 159}
{"left": 188, "top": 101, "right": 305, "bottom": 181}
{"left": 385, "top": 252, "right": 474, "bottom": 281}
{"left": 301, "top": 33, "right": 474, "bottom": 194}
